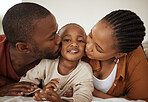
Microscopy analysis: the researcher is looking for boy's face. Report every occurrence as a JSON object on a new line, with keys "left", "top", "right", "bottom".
{"left": 59, "top": 25, "right": 86, "bottom": 61}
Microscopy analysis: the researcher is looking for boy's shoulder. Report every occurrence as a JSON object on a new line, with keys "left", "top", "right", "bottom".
{"left": 39, "top": 58, "right": 59, "bottom": 66}
{"left": 79, "top": 60, "right": 91, "bottom": 66}
{"left": 79, "top": 60, "right": 93, "bottom": 72}
{"left": 41, "top": 58, "right": 59, "bottom": 62}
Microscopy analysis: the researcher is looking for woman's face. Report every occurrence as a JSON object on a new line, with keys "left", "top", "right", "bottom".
{"left": 85, "top": 20, "right": 118, "bottom": 61}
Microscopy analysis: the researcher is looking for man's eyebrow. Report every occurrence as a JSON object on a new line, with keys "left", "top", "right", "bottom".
{"left": 49, "top": 31, "right": 56, "bottom": 38}
{"left": 96, "top": 43, "right": 104, "bottom": 52}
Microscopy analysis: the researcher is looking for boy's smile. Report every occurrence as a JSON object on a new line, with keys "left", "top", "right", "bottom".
{"left": 67, "top": 48, "right": 79, "bottom": 54}
{"left": 58, "top": 23, "right": 86, "bottom": 61}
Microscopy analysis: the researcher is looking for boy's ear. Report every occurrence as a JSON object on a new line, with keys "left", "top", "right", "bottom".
{"left": 15, "top": 42, "right": 31, "bottom": 53}
{"left": 115, "top": 53, "right": 127, "bottom": 59}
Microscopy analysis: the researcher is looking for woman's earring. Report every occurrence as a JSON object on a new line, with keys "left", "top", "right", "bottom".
{"left": 114, "top": 57, "right": 119, "bottom": 64}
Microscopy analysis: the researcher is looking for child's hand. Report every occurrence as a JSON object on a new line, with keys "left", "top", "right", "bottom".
{"left": 33, "top": 88, "right": 63, "bottom": 102}
{"left": 44, "top": 78, "right": 60, "bottom": 91}
{"left": 63, "top": 86, "right": 73, "bottom": 97}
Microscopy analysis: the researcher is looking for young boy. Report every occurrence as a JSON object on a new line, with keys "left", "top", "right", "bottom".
{"left": 20, "top": 23, "right": 93, "bottom": 102}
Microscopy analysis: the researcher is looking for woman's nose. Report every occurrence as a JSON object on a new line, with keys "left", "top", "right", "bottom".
{"left": 86, "top": 43, "right": 93, "bottom": 52}
{"left": 86, "top": 36, "right": 93, "bottom": 52}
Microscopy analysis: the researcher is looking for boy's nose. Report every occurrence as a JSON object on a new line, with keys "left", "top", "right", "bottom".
{"left": 71, "top": 42, "right": 78, "bottom": 47}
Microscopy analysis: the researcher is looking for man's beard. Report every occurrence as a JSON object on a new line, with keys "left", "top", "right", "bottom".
{"left": 32, "top": 46, "right": 61, "bottom": 60}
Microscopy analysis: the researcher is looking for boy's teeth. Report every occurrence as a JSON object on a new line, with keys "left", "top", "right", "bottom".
{"left": 69, "top": 50, "right": 78, "bottom": 53}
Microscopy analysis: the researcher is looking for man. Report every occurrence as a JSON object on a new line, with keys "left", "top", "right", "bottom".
{"left": 0, "top": 2, "right": 61, "bottom": 96}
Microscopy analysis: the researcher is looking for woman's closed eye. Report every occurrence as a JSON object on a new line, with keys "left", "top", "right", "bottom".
{"left": 96, "top": 46, "right": 102, "bottom": 53}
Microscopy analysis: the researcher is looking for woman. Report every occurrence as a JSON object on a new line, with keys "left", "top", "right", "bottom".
{"left": 85, "top": 10, "right": 148, "bottom": 101}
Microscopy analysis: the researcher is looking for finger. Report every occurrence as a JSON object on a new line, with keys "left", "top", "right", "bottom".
{"left": 46, "top": 80, "right": 60, "bottom": 88}
{"left": 8, "top": 86, "right": 35, "bottom": 93}
{"left": 4, "top": 91, "right": 24, "bottom": 96}
{"left": 34, "top": 91, "right": 43, "bottom": 101}
{"left": 51, "top": 78, "right": 60, "bottom": 81}
{"left": 9, "top": 82, "right": 38, "bottom": 93}
{"left": 45, "top": 83, "right": 58, "bottom": 90}
{"left": 50, "top": 78, "right": 60, "bottom": 85}
{"left": 63, "top": 92, "right": 73, "bottom": 97}
{"left": 45, "top": 89, "right": 58, "bottom": 97}
{"left": 44, "top": 89, "right": 57, "bottom": 101}
{"left": 33, "top": 94, "right": 42, "bottom": 101}
{"left": 39, "top": 90, "right": 53, "bottom": 101}
{"left": 15, "top": 82, "right": 38, "bottom": 89}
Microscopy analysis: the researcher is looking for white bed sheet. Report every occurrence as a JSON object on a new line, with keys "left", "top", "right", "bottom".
{"left": 92, "top": 96, "right": 145, "bottom": 102}
{"left": 0, "top": 96, "right": 145, "bottom": 102}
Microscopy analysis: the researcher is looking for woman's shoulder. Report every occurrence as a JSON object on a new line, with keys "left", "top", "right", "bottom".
{"left": 124, "top": 45, "right": 148, "bottom": 77}
{"left": 127, "top": 45, "right": 147, "bottom": 63}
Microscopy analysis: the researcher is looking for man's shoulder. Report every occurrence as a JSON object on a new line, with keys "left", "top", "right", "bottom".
{"left": 0, "top": 35, "right": 6, "bottom": 42}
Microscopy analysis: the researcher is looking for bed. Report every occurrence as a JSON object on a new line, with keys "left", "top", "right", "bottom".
{"left": 0, "top": 96, "right": 145, "bottom": 102}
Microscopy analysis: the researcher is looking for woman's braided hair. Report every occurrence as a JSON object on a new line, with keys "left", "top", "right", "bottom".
{"left": 102, "top": 10, "right": 145, "bottom": 53}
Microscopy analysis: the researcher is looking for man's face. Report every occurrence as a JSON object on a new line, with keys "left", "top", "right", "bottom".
{"left": 31, "top": 14, "right": 61, "bottom": 59}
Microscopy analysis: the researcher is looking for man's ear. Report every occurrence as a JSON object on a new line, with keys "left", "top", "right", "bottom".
{"left": 115, "top": 53, "right": 127, "bottom": 59}
{"left": 15, "top": 42, "right": 31, "bottom": 53}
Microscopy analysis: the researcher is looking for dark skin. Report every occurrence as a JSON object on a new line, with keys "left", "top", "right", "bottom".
{"left": 63, "top": 21, "right": 128, "bottom": 99}
{"left": 0, "top": 14, "right": 61, "bottom": 96}
{"left": 86, "top": 20, "right": 127, "bottom": 98}
{"left": 0, "top": 44, "right": 39, "bottom": 96}
{"left": 33, "top": 24, "right": 86, "bottom": 101}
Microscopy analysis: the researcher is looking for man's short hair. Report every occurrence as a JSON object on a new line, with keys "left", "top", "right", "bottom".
{"left": 2, "top": 2, "right": 51, "bottom": 47}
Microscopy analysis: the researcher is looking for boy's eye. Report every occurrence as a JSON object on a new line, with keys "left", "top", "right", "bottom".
{"left": 78, "top": 40, "right": 83, "bottom": 43}
{"left": 63, "top": 39, "right": 70, "bottom": 42}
